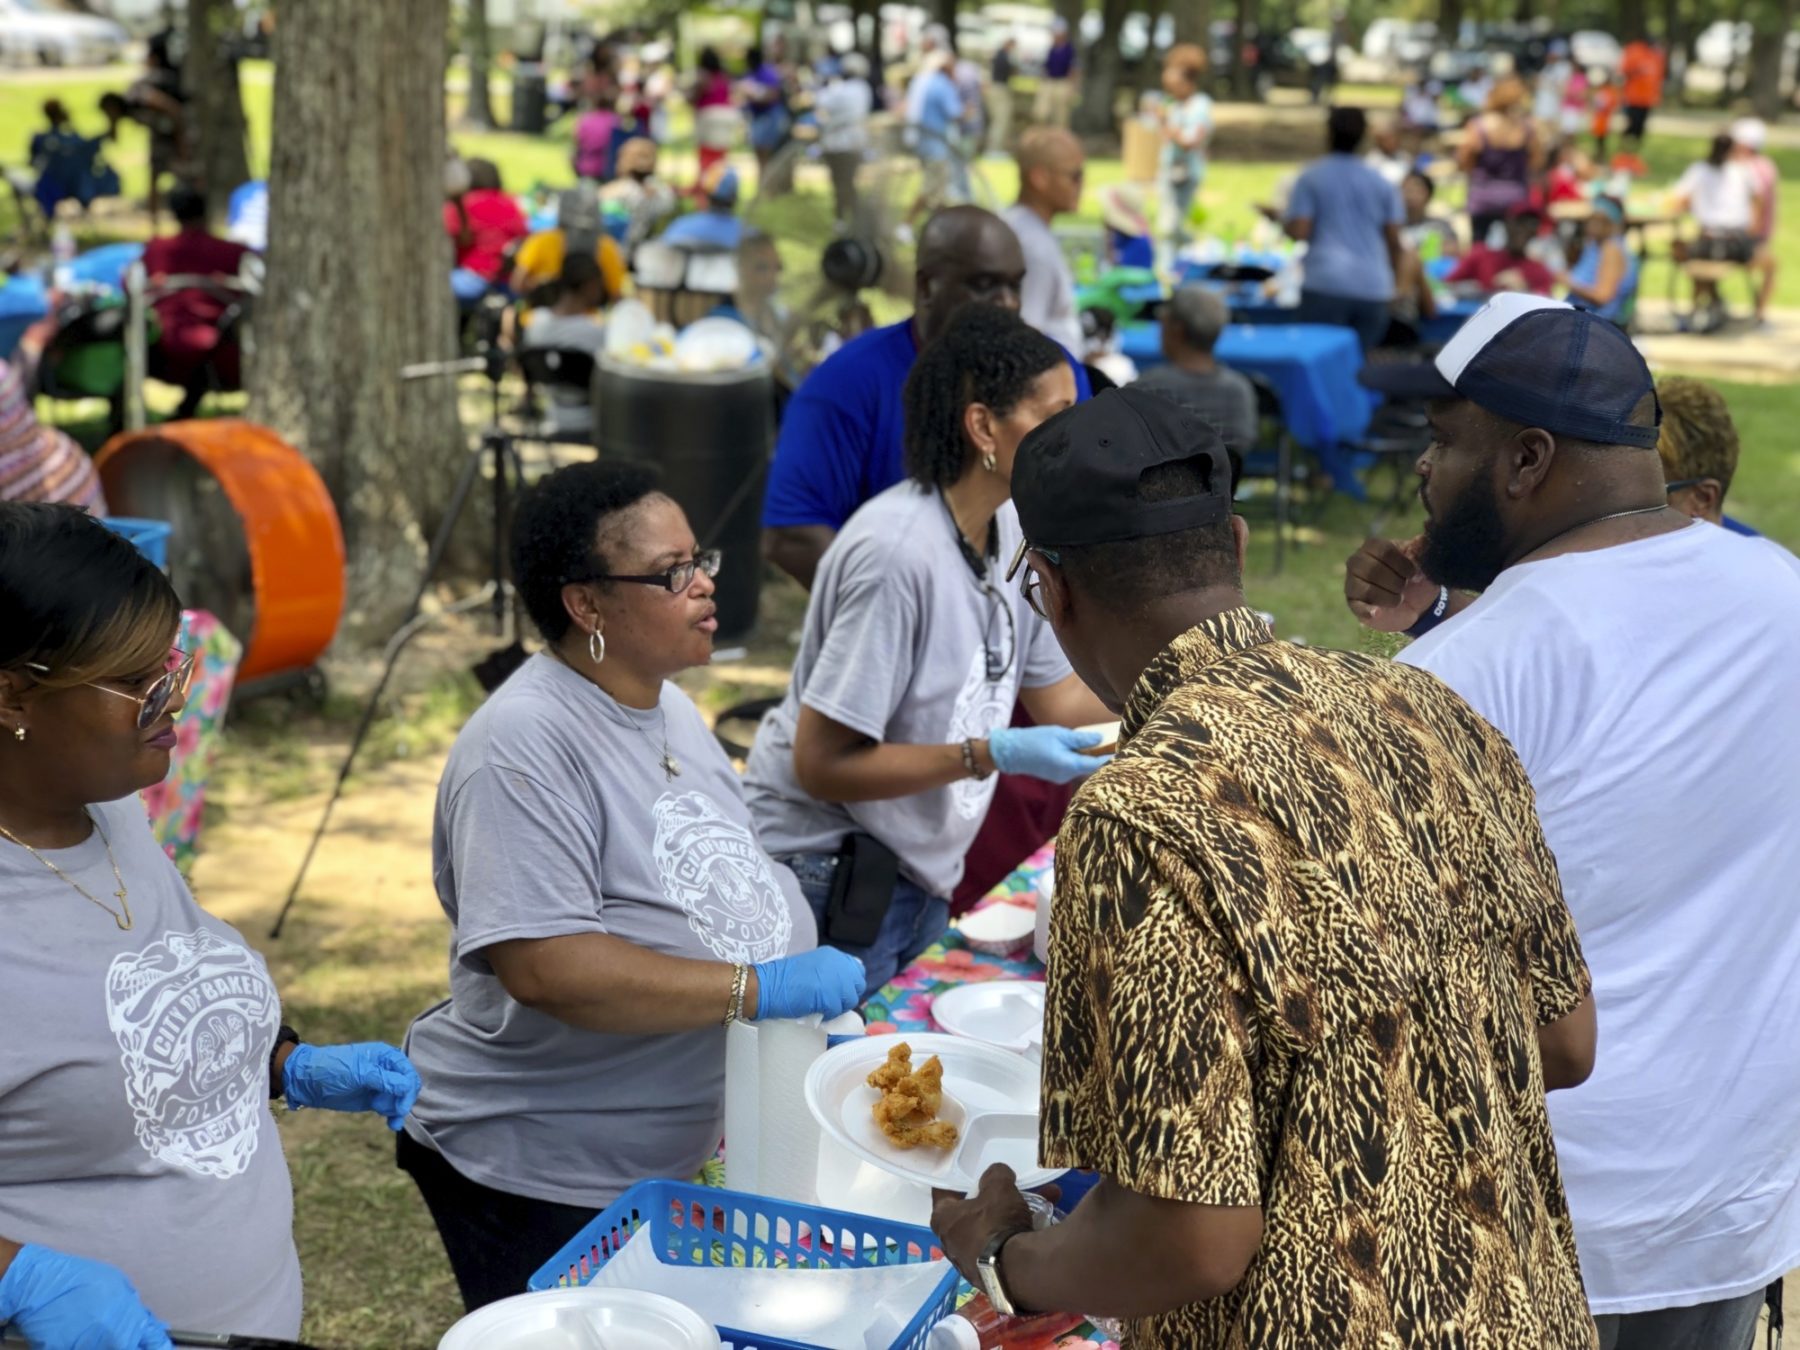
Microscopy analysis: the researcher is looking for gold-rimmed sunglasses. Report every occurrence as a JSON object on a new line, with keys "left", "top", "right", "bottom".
{"left": 26, "top": 647, "right": 197, "bottom": 730}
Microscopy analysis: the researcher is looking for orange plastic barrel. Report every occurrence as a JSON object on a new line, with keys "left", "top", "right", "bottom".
{"left": 94, "top": 419, "right": 345, "bottom": 683}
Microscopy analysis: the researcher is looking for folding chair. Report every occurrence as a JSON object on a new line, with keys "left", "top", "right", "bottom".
{"left": 515, "top": 344, "right": 599, "bottom": 447}
{"left": 1236, "top": 375, "right": 1307, "bottom": 572}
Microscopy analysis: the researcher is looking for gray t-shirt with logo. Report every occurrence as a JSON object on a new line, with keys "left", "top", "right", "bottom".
{"left": 744, "top": 482, "right": 1072, "bottom": 898}
{"left": 404, "top": 654, "right": 815, "bottom": 1208}
{"left": 0, "top": 798, "right": 302, "bottom": 1336}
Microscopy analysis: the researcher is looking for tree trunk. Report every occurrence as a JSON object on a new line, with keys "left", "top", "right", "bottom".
{"left": 183, "top": 0, "right": 249, "bottom": 224}
{"left": 923, "top": 0, "right": 957, "bottom": 36}
{"left": 1747, "top": 0, "right": 1797, "bottom": 116}
{"left": 1617, "top": 0, "right": 1648, "bottom": 42}
{"left": 464, "top": 0, "right": 495, "bottom": 129}
{"left": 1053, "top": 0, "right": 1083, "bottom": 28}
{"left": 249, "top": 0, "right": 464, "bottom": 638}
{"left": 1440, "top": 0, "right": 1466, "bottom": 48}
{"left": 1174, "top": 0, "right": 1211, "bottom": 46}
{"left": 1232, "top": 0, "right": 1256, "bottom": 97}
{"left": 1074, "top": 0, "right": 1131, "bottom": 134}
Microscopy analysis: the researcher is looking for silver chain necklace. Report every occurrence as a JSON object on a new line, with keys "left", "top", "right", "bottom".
{"left": 552, "top": 648, "right": 680, "bottom": 780}
{"left": 1531, "top": 502, "right": 1671, "bottom": 557}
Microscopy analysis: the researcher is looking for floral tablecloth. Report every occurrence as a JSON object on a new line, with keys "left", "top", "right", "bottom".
{"left": 139, "top": 610, "right": 241, "bottom": 871}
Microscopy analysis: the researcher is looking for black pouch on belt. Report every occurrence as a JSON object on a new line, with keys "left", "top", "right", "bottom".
{"left": 825, "top": 832, "right": 900, "bottom": 948}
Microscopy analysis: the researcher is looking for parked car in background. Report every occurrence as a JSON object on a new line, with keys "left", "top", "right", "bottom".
{"left": 1568, "top": 29, "right": 1621, "bottom": 72}
{"left": 0, "top": 0, "right": 126, "bottom": 66}
{"left": 1363, "top": 18, "right": 1437, "bottom": 74}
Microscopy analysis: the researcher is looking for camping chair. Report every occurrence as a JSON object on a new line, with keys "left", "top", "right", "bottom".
{"left": 1348, "top": 363, "right": 1436, "bottom": 535}
{"left": 1235, "top": 375, "right": 1310, "bottom": 573}
{"left": 515, "top": 344, "right": 598, "bottom": 447}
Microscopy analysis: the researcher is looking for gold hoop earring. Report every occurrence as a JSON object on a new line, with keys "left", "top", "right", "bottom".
{"left": 982, "top": 452, "right": 997, "bottom": 473}
{"left": 588, "top": 629, "right": 606, "bottom": 665}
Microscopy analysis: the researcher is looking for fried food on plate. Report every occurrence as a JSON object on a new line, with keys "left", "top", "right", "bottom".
{"left": 866, "top": 1042, "right": 958, "bottom": 1151}
{"left": 866, "top": 1040, "right": 913, "bottom": 1092}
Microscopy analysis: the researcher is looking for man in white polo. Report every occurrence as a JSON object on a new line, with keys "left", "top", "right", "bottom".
{"left": 1351, "top": 294, "right": 1800, "bottom": 1349}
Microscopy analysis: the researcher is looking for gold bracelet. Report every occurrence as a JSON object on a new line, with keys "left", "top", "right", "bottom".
{"left": 724, "top": 963, "right": 749, "bottom": 1027}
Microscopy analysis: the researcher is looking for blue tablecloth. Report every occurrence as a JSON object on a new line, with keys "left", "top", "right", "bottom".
{"left": 1124, "top": 321, "right": 1376, "bottom": 495}
{"left": 65, "top": 241, "right": 143, "bottom": 294}
{"left": 0, "top": 275, "right": 49, "bottom": 359}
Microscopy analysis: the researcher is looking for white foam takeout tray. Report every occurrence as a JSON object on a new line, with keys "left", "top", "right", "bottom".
{"left": 804, "top": 1032, "right": 1059, "bottom": 1195}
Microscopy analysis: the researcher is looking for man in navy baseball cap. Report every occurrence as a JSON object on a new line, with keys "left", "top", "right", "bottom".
{"left": 1349, "top": 294, "right": 1800, "bottom": 1349}
{"left": 1352, "top": 292, "right": 1665, "bottom": 610}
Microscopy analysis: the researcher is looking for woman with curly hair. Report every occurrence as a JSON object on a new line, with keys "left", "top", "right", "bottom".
{"left": 399, "top": 460, "right": 862, "bottom": 1311}
{"left": 745, "top": 305, "right": 1111, "bottom": 997}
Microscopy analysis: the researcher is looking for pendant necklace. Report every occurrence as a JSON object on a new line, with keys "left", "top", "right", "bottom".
{"left": 0, "top": 809, "right": 133, "bottom": 930}
{"left": 552, "top": 647, "right": 679, "bottom": 780}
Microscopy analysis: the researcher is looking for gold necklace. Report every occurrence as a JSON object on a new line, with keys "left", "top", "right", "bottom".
{"left": 0, "top": 809, "right": 133, "bottom": 930}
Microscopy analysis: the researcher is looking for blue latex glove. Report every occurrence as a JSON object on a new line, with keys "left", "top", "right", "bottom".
{"left": 0, "top": 1243, "right": 172, "bottom": 1350}
{"left": 282, "top": 1041, "right": 421, "bottom": 1131}
{"left": 752, "top": 948, "right": 866, "bottom": 1021}
{"left": 988, "top": 726, "right": 1110, "bottom": 784}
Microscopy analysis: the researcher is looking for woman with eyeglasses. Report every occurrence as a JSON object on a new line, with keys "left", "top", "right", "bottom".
{"left": 745, "top": 306, "right": 1111, "bottom": 998}
{"left": 0, "top": 502, "right": 419, "bottom": 1348}
{"left": 399, "top": 461, "right": 861, "bottom": 1311}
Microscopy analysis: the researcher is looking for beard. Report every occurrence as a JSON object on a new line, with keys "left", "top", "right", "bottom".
{"left": 1420, "top": 471, "right": 1513, "bottom": 593}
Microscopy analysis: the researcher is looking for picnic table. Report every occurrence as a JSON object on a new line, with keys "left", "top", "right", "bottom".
{"left": 1121, "top": 320, "right": 1376, "bottom": 496}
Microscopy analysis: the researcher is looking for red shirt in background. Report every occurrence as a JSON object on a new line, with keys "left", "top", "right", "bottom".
{"left": 1446, "top": 244, "right": 1556, "bottom": 295}
{"left": 443, "top": 188, "right": 528, "bottom": 281}
{"left": 141, "top": 227, "right": 252, "bottom": 368}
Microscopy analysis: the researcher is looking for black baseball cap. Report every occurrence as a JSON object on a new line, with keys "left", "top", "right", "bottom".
{"left": 1361, "top": 293, "right": 1661, "bottom": 449}
{"left": 1007, "top": 387, "right": 1232, "bottom": 569}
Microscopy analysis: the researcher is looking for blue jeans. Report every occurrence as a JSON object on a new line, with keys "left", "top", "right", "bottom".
{"left": 781, "top": 852, "right": 950, "bottom": 1001}
{"left": 1298, "top": 288, "right": 1392, "bottom": 353}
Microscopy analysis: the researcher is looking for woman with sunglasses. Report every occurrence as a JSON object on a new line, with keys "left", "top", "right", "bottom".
{"left": 745, "top": 306, "right": 1111, "bottom": 998}
{"left": 0, "top": 503, "right": 419, "bottom": 1348}
{"left": 399, "top": 461, "right": 861, "bottom": 1311}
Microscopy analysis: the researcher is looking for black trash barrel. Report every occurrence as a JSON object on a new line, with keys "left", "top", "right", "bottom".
{"left": 593, "top": 357, "right": 773, "bottom": 641}
{"left": 510, "top": 66, "right": 548, "bottom": 134}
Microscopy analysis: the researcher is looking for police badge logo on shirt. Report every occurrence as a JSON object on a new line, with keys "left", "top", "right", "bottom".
{"left": 652, "top": 791, "right": 792, "bottom": 964}
{"left": 946, "top": 646, "right": 1012, "bottom": 821}
{"left": 105, "top": 929, "right": 279, "bottom": 1179}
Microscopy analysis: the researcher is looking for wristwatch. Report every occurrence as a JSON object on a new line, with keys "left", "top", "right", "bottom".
{"left": 976, "top": 1226, "right": 1031, "bottom": 1316}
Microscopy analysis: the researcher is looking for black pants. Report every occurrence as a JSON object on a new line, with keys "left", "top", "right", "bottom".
{"left": 1624, "top": 103, "right": 1651, "bottom": 141}
{"left": 397, "top": 1129, "right": 599, "bottom": 1311}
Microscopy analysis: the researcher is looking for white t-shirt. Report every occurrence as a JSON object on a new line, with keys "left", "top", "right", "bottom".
{"left": 1401, "top": 522, "right": 1800, "bottom": 1315}
{"left": 1001, "top": 204, "right": 1084, "bottom": 354}
{"left": 1675, "top": 160, "right": 1758, "bottom": 232}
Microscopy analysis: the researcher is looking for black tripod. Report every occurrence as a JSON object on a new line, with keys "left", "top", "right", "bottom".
{"left": 268, "top": 338, "right": 525, "bottom": 939}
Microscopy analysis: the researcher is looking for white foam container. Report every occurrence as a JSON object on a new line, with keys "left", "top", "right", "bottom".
{"left": 437, "top": 1288, "right": 720, "bottom": 1350}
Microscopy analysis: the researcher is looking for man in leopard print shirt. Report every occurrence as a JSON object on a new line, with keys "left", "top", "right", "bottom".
{"left": 931, "top": 388, "right": 1598, "bottom": 1349}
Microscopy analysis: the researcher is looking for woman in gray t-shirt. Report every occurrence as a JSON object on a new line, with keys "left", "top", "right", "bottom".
{"left": 400, "top": 461, "right": 864, "bottom": 1311}
{"left": 0, "top": 503, "right": 419, "bottom": 1343}
{"left": 745, "top": 307, "right": 1113, "bottom": 997}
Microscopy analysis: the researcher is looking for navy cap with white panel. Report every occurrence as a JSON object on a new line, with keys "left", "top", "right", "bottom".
{"left": 1363, "top": 293, "right": 1662, "bottom": 449}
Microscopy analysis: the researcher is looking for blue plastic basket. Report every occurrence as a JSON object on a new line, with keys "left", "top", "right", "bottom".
{"left": 528, "top": 1180, "right": 959, "bottom": 1350}
{"left": 99, "top": 516, "right": 172, "bottom": 570}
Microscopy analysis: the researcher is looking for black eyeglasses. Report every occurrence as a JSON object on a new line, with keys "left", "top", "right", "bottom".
{"left": 26, "top": 647, "right": 196, "bottom": 730}
{"left": 1664, "top": 478, "right": 1716, "bottom": 494}
{"left": 571, "top": 549, "right": 723, "bottom": 594}
{"left": 1005, "top": 539, "right": 1062, "bottom": 621}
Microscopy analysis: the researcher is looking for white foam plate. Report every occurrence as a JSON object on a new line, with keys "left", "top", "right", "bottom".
{"left": 804, "top": 1032, "right": 1059, "bottom": 1195}
{"left": 931, "top": 980, "right": 1045, "bottom": 1056}
{"left": 438, "top": 1288, "right": 720, "bottom": 1350}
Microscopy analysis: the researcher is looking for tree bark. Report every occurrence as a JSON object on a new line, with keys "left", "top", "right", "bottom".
{"left": 464, "top": 0, "right": 495, "bottom": 129}
{"left": 1617, "top": 0, "right": 1648, "bottom": 42}
{"left": 1074, "top": 0, "right": 1131, "bottom": 134}
{"left": 1232, "top": 0, "right": 1256, "bottom": 98}
{"left": 1053, "top": 0, "right": 1084, "bottom": 29}
{"left": 1747, "top": 0, "right": 1797, "bottom": 116}
{"left": 183, "top": 0, "right": 249, "bottom": 224}
{"left": 249, "top": 0, "right": 464, "bottom": 638}
{"left": 1174, "top": 0, "right": 1210, "bottom": 47}
{"left": 923, "top": 0, "right": 958, "bottom": 36}
{"left": 1439, "top": 0, "right": 1465, "bottom": 48}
